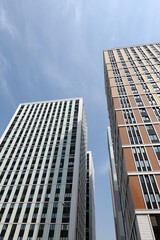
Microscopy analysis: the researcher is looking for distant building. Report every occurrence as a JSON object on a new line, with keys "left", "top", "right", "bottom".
{"left": 104, "top": 43, "right": 160, "bottom": 240}
{"left": 86, "top": 151, "right": 96, "bottom": 240}
{"left": 0, "top": 98, "right": 96, "bottom": 240}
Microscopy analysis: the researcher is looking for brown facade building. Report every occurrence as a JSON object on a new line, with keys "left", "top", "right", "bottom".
{"left": 104, "top": 43, "right": 160, "bottom": 240}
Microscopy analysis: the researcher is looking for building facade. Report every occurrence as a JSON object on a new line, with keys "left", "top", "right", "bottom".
{"left": 86, "top": 151, "right": 96, "bottom": 240}
{"left": 104, "top": 43, "right": 160, "bottom": 240}
{"left": 0, "top": 98, "right": 95, "bottom": 240}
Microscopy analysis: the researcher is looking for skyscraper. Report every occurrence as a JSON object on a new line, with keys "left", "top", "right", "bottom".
{"left": 0, "top": 98, "right": 95, "bottom": 240}
{"left": 104, "top": 43, "right": 160, "bottom": 240}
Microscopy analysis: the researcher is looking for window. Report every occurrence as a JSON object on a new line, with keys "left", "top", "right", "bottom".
{"left": 127, "top": 126, "right": 142, "bottom": 144}
{"left": 132, "top": 147, "right": 151, "bottom": 171}
{"left": 123, "top": 109, "right": 136, "bottom": 124}
{"left": 130, "top": 84, "right": 138, "bottom": 94}
{"left": 120, "top": 96, "right": 131, "bottom": 108}
{"left": 134, "top": 95, "right": 143, "bottom": 106}
{"left": 152, "top": 107, "right": 160, "bottom": 121}
{"left": 139, "top": 175, "right": 160, "bottom": 209}
{"left": 139, "top": 108, "right": 150, "bottom": 122}
{"left": 146, "top": 94, "right": 157, "bottom": 105}
{"left": 146, "top": 125, "right": 159, "bottom": 143}
{"left": 154, "top": 146, "right": 160, "bottom": 164}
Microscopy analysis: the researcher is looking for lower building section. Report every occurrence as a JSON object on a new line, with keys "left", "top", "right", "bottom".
{"left": 136, "top": 214, "right": 154, "bottom": 240}
{"left": 108, "top": 126, "right": 160, "bottom": 240}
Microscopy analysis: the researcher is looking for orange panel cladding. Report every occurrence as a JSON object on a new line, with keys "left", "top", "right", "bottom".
{"left": 141, "top": 95, "right": 149, "bottom": 106}
{"left": 116, "top": 111, "right": 124, "bottom": 125}
{"left": 129, "top": 96, "right": 136, "bottom": 107}
{"left": 147, "top": 108, "right": 158, "bottom": 122}
{"left": 139, "top": 125, "right": 150, "bottom": 144}
{"left": 113, "top": 98, "right": 121, "bottom": 109}
{"left": 111, "top": 87, "right": 118, "bottom": 97}
{"left": 129, "top": 176, "right": 146, "bottom": 209}
{"left": 119, "top": 127, "right": 130, "bottom": 145}
{"left": 146, "top": 146, "right": 160, "bottom": 171}
{"left": 133, "top": 109, "right": 143, "bottom": 123}
{"left": 123, "top": 148, "right": 136, "bottom": 172}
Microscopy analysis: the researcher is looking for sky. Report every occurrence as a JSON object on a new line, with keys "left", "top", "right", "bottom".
{"left": 0, "top": 0, "right": 160, "bottom": 239}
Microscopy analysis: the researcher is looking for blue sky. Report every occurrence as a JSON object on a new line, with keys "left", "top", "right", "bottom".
{"left": 0, "top": 0, "right": 160, "bottom": 239}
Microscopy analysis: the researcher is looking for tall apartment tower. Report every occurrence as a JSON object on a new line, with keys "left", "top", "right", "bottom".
{"left": 0, "top": 98, "right": 96, "bottom": 240}
{"left": 104, "top": 43, "right": 160, "bottom": 240}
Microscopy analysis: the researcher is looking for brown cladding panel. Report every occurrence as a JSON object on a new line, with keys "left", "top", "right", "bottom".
{"left": 119, "top": 127, "right": 130, "bottom": 145}
{"left": 129, "top": 176, "right": 146, "bottom": 209}
{"left": 146, "top": 146, "right": 160, "bottom": 171}
{"left": 141, "top": 95, "right": 149, "bottom": 106}
{"left": 116, "top": 111, "right": 124, "bottom": 125}
{"left": 109, "top": 78, "right": 116, "bottom": 86}
{"left": 103, "top": 52, "right": 110, "bottom": 63}
{"left": 108, "top": 70, "right": 114, "bottom": 78}
{"left": 129, "top": 96, "right": 136, "bottom": 107}
{"left": 133, "top": 109, "right": 143, "bottom": 123}
{"left": 147, "top": 83, "right": 153, "bottom": 93}
{"left": 123, "top": 148, "right": 136, "bottom": 172}
{"left": 136, "top": 84, "right": 144, "bottom": 94}
{"left": 126, "top": 61, "right": 132, "bottom": 69}
{"left": 119, "top": 69, "right": 125, "bottom": 76}
{"left": 117, "top": 62, "right": 121, "bottom": 69}
{"left": 113, "top": 98, "right": 121, "bottom": 109}
{"left": 107, "top": 64, "right": 112, "bottom": 71}
{"left": 125, "top": 86, "right": 132, "bottom": 95}
{"left": 147, "top": 108, "right": 157, "bottom": 122}
{"left": 121, "top": 77, "right": 128, "bottom": 85}
{"left": 139, "top": 125, "right": 150, "bottom": 144}
{"left": 129, "top": 68, "right": 135, "bottom": 75}
{"left": 132, "top": 75, "right": 139, "bottom": 84}
{"left": 111, "top": 87, "right": 118, "bottom": 97}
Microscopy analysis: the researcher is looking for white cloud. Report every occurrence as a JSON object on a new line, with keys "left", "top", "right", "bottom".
{"left": 0, "top": 5, "right": 17, "bottom": 38}
{"left": 98, "top": 160, "right": 110, "bottom": 175}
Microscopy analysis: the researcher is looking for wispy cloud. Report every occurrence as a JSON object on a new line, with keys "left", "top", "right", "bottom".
{"left": 74, "top": 2, "right": 82, "bottom": 24}
{"left": 0, "top": 5, "right": 17, "bottom": 38}
{"left": 98, "top": 160, "right": 110, "bottom": 175}
{"left": 43, "top": 62, "right": 72, "bottom": 90}
{"left": 0, "top": 53, "right": 16, "bottom": 107}
{"left": 59, "top": 0, "right": 82, "bottom": 25}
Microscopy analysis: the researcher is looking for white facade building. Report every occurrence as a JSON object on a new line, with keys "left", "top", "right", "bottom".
{"left": 0, "top": 98, "right": 95, "bottom": 240}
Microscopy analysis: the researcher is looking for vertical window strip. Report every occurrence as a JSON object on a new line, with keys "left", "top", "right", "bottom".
{"left": 120, "top": 96, "right": 131, "bottom": 108}
{"left": 127, "top": 126, "right": 142, "bottom": 145}
{"left": 132, "top": 147, "right": 151, "bottom": 171}
{"left": 139, "top": 175, "right": 160, "bottom": 209}
{"left": 122, "top": 109, "right": 136, "bottom": 124}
